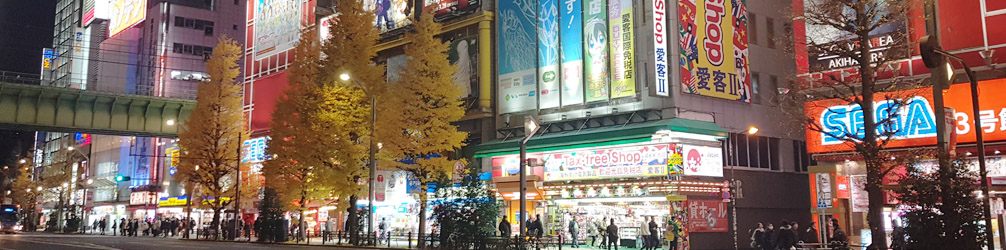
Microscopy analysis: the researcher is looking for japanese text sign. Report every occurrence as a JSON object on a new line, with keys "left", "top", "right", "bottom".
{"left": 678, "top": 0, "right": 751, "bottom": 102}
{"left": 687, "top": 199, "right": 728, "bottom": 232}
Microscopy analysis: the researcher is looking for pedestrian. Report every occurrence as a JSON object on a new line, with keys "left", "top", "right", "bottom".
{"left": 120, "top": 218, "right": 126, "bottom": 236}
{"left": 92, "top": 220, "right": 99, "bottom": 234}
{"left": 761, "top": 223, "right": 775, "bottom": 250}
{"left": 597, "top": 217, "right": 608, "bottom": 248}
{"left": 499, "top": 215, "right": 511, "bottom": 237}
{"left": 828, "top": 219, "right": 848, "bottom": 248}
{"left": 667, "top": 216, "right": 680, "bottom": 250}
{"left": 532, "top": 214, "right": 544, "bottom": 239}
{"left": 172, "top": 218, "right": 180, "bottom": 237}
{"left": 112, "top": 220, "right": 117, "bottom": 236}
{"left": 568, "top": 215, "right": 579, "bottom": 248}
{"left": 153, "top": 219, "right": 162, "bottom": 237}
{"left": 99, "top": 219, "right": 107, "bottom": 235}
{"left": 791, "top": 221, "right": 800, "bottom": 245}
{"left": 775, "top": 220, "right": 795, "bottom": 250}
{"left": 750, "top": 222, "right": 765, "bottom": 249}
{"left": 891, "top": 219, "right": 906, "bottom": 250}
{"left": 802, "top": 221, "right": 819, "bottom": 245}
{"left": 638, "top": 217, "right": 650, "bottom": 250}
{"left": 131, "top": 219, "right": 139, "bottom": 237}
{"left": 647, "top": 217, "right": 659, "bottom": 250}
{"left": 525, "top": 217, "right": 534, "bottom": 237}
{"left": 587, "top": 218, "right": 598, "bottom": 247}
{"left": 606, "top": 218, "right": 619, "bottom": 250}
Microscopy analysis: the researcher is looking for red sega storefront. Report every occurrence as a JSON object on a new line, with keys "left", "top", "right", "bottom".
{"left": 804, "top": 78, "right": 1006, "bottom": 248}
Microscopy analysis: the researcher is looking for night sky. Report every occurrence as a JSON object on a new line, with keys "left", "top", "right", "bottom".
{"left": 0, "top": 0, "right": 58, "bottom": 170}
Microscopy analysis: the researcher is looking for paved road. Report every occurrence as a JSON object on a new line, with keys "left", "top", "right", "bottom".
{"left": 0, "top": 232, "right": 369, "bottom": 250}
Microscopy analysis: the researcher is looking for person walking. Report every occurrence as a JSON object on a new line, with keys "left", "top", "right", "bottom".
{"left": 499, "top": 216, "right": 511, "bottom": 237}
{"left": 153, "top": 219, "right": 162, "bottom": 237}
{"left": 647, "top": 217, "right": 659, "bottom": 250}
{"left": 112, "top": 220, "right": 117, "bottom": 236}
{"left": 638, "top": 217, "right": 651, "bottom": 250}
{"left": 828, "top": 219, "right": 848, "bottom": 249}
{"left": 750, "top": 222, "right": 765, "bottom": 249}
{"left": 98, "top": 219, "right": 107, "bottom": 235}
{"left": 761, "top": 223, "right": 775, "bottom": 250}
{"left": 775, "top": 220, "right": 795, "bottom": 250}
{"left": 801, "top": 221, "right": 819, "bottom": 245}
{"left": 119, "top": 218, "right": 126, "bottom": 236}
{"left": 605, "top": 218, "right": 619, "bottom": 250}
{"left": 568, "top": 215, "right": 579, "bottom": 248}
{"left": 791, "top": 222, "right": 800, "bottom": 246}
{"left": 667, "top": 216, "right": 680, "bottom": 250}
{"left": 597, "top": 217, "right": 608, "bottom": 248}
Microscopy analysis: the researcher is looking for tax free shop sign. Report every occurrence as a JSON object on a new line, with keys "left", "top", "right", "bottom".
{"left": 805, "top": 78, "right": 1006, "bottom": 153}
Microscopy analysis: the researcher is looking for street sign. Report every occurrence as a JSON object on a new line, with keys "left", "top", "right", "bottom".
{"left": 523, "top": 116, "right": 540, "bottom": 143}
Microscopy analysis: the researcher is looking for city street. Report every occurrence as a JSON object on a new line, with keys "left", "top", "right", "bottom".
{"left": 0, "top": 232, "right": 367, "bottom": 250}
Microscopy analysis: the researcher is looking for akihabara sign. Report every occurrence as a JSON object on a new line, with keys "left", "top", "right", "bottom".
{"left": 805, "top": 78, "right": 1006, "bottom": 153}
{"left": 542, "top": 144, "right": 670, "bottom": 181}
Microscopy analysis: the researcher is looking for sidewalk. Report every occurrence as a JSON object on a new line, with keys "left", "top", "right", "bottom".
{"left": 175, "top": 234, "right": 417, "bottom": 249}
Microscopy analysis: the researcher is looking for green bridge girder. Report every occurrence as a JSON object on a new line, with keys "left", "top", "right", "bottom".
{"left": 0, "top": 82, "right": 196, "bottom": 137}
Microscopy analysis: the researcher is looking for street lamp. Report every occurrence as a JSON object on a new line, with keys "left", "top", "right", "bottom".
{"left": 166, "top": 119, "right": 175, "bottom": 126}
{"left": 921, "top": 37, "right": 996, "bottom": 247}
{"left": 339, "top": 72, "right": 378, "bottom": 242}
{"left": 728, "top": 126, "right": 757, "bottom": 250}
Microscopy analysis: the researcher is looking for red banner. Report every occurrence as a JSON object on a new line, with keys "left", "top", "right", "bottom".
{"left": 687, "top": 199, "right": 728, "bottom": 232}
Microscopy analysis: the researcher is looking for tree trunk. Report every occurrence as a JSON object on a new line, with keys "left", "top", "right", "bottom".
{"left": 348, "top": 195, "right": 359, "bottom": 246}
{"left": 417, "top": 189, "right": 428, "bottom": 249}
{"left": 212, "top": 199, "right": 222, "bottom": 240}
{"left": 299, "top": 191, "right": 307, "bottom": 243}
{"left": 855, "top": 1, "right": 886, "bottom": 246}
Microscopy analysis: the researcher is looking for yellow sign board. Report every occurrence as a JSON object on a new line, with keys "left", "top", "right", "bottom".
{"left": 108, "top": 0, "right": 147, "bottom": 38}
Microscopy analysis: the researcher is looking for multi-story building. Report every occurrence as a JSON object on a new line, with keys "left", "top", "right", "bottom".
{"left": 796, "top": 0, "right": 1006, "bottom": 247}
{"left": 241, "top": 0, "right": 808, "bottom": 248}
{"left": 39, "top": 0, "right": 246, "bottom": 230}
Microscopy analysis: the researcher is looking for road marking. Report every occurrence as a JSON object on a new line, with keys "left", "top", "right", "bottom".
{"left": 0, "top": 237, "right": 121, "bottom": 250}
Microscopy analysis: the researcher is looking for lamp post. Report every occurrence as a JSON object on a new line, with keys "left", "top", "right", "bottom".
{"left": 340, "top": 73, "right": 378, "bottom": 242}
{"left": 727, "top": 127, "right": 757, "bottom": 250}
{"left": 920, "top": 43, "right": 996, "bottom": 248}
{"left": 519, "top": 116, "right": 540, "bottom": 238}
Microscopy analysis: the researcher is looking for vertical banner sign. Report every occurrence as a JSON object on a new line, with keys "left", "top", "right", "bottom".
{"left": 560, "top": 0, "right": 585, "bottom": 106}
{"left": 850, "top": 175, "right": 868, "bottom": 212}
{"left": 448, "top": 36, "right": 479, "bottom": 100}
{"left": 538, "top": 0, "right": 561, "bottom": 109}
{"left": 652, "top": 0, "right": 669, "bottom": 96}
{"left": 678, "top": 0, "right": 751, "bottom": 102}
{"left": 608, "top": 0, "right": 635, "bottom": 98}
{"left": 498, "top": 0, "right": 539, "bottom": 113}
{"left": 815, "top": 173, "right": 833, "bottom": 208}
{"left": 583, "top": 0, "right": 609, "bottom": 102}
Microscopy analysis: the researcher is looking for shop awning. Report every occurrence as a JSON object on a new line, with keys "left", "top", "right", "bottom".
{"left": 473, "top": 118, "right": 727, "bottom": 158}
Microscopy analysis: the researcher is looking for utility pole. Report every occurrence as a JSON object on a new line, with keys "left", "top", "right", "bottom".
{"left": 921, "top": 2, "right": 957, "bottom": 247}
{"left": 232, "top": 133, "right": 242, "bottom": 240}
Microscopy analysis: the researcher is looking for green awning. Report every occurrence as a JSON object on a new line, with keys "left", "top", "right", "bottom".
{"left": 473, "top": 118, "right": 727, "bottom": 158}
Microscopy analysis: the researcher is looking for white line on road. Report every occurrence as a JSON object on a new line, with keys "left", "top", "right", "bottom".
{"left": 0, "top": 237, "right": 121, "bottom": 250}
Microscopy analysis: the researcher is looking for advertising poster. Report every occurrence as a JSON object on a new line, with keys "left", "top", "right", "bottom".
{"left": 608, "top": 0, "right": 635, "bottom": 98}
{"left": 41, "top": 48, "right": 55, "bottom": 70}
{"left": 560, "top": 0, "right": 585, "bottom": 106}
{"left": 498, "top": 0, "right": 539, "bottom": 113}
{"left": 448, "top": 36, "right": 478, "bottom": 99}
{"left": 538, "top": 0, "right": 561, "bottom": 109}
{"left": 364, "top": 0, "right": 412, "bottom": 33}
{"left": 850, "top": 175, "right": 868, "bottom": 212}
{"left": 540, "top": 144, "right": 670, "bottom": 181}
{"left": 678, "top": 0, "right": 751, "bottom": 102}
{"left": 319, "top": 15, "right": 336, "bottom": 43}
{"left": 681, "top": 145, "right": 723, "bottom": 177}
{"left": 386, "top": 55, "right": 409, "bottom": 83}
{"left": 582, "top": 0, "right": 609, "bottom": 102}
{"left": 424, "top": 0, "right": 480, "bottom": 17}
{"left": 687, "top": 199, "right": 728, "bottom": 232}
{"left": 108, "top": 0, "right": 146, "bottom": 38}
{"left": 804, "top": 79, "right": 1006, "bottom": 153}
{"left": 816, "top": 173, "right": 833, "bottom": 208}
{"left": 254, "top": 0, "right": 303, "bottom": 60}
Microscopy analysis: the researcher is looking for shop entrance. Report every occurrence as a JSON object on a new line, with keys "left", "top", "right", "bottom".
{"left": 552, "top": 198, "right": 669, "bottom": 249}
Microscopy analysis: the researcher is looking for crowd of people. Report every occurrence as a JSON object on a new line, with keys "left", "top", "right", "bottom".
{"left": 88, "top": 217, "right": 194, "bottom": 237}
{"left": 749, "top": 219, "right": 846, "bottom": 250}
{"left": 497, "top": 214, "right": 679, "bottom": 250}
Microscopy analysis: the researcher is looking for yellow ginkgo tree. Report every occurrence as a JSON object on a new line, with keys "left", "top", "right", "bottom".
{"left": 176, "top": 35, "right": 247, "bottom": 240}
{"left": 378, "top": 12, "right": 468, "bottom": 248}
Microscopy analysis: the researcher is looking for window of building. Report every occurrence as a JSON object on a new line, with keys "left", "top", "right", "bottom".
{"left": 235, "top": 0, "right": 239, "bottom": 4}
{"left": 185, "top": 18, "right": 195, "bottom": 28}
{"left": 749, "top": 12, "right": 757, "bottom": 45}
{"left": 233, "top": 24, "right": 238, "bottom": 30}
{"left": 767, "top": 17, "right": 776, "bottom": 49}
{"left": 793, "top": 141, "right": 815, "bottom": 172}
{"left": 194, "top": 19, "right": 205, "bottom": 30}
{"left": 174, "top": 16, "right": 185, "bottom": 27}
{"left": 183, "top": 45, "right": 193, "bottom": 54}
{"left": 173, "top": 43, "right": 183, "bottom": 53}
{"left": 725, "top": 133, "right": 781, "bottom": 170}
{"left": 768, "top": 75, "right": 778, "bottom": 102}
{"left": 204, "top": 26, "right": 214, "bottom": 36}
{"left": 751, "top": 72, "right": 760, "bottom": 103}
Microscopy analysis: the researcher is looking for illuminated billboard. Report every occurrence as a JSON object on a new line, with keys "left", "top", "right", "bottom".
{"left": 41, "top": 48, "right": 55, "bottom": 70}
{"left": 254, "top": 0, "right": 304, "bottom": 60}
{"left": 107, "top": 0, "right": 146, "bottom": 38}
{"left": 364, "top": 0, "right": 412, "bottom": 33}
{"left": 497, "top": 0, "right": 538, "bottom": 113}
{"left": 678, "top": 0, "right": 750, "bottom": 102}
{"left": 424, "top": 0, "right": 480, "bottom": 17}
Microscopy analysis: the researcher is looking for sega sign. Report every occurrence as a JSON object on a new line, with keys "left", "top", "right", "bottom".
{"left": 805, "top": 78, "right": 1006, "bottom": 153}
{"left": 819, "top": 96, "right": 936, "bottom": 145}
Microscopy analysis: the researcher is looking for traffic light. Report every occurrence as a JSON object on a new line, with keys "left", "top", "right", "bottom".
{"left": 115, "top": 175, "right": 131, "bottom": 182}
